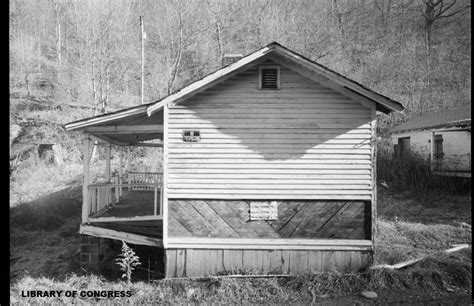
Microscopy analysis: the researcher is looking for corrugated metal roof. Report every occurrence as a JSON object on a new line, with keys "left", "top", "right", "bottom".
{"left": 392, "top": 105, "right": 471, "bottom": 133}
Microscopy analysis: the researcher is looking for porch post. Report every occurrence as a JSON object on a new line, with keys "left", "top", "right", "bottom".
{"left": 105, "top": 144, "right": 111, "bottom": 182}
{"left": 127, "top": 147, "right": 131, "bottom": 191}
{"left": 118, "top": 148, "right": 123, "bottom": 197}
{"left": 82, "top": 134, "right": 90, "bottom": 223}
{"left": 430, "top": 131, "right": 435, "bottom": 172}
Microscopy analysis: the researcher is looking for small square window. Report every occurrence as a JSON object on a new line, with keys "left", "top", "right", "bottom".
{"left": 183, "top": 130, "right": 200, "bottom": 142}
{"left": 259, "top": 66, "right": 280, "bottom": 89}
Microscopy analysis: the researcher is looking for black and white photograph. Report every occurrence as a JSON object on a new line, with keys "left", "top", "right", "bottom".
{"left": 10, "top": 0, "right": 471, "bottom": 304}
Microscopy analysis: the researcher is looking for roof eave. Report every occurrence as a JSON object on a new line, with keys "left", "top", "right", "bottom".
{"left": 146, "top": 44, "right": 276, "bottom": 116}
{"left": 392, "top": 119, "right": 472, "bottom": 134}
{"left": 64, "top": 106, "right": 149, "bottom": 131}
{"left": 271, "top": 44, "right": 404, "bottom": 113}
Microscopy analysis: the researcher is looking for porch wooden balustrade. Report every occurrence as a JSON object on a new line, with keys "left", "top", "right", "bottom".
{"left": 128, "top": 171, "right": 162, "bottom": 191}
{"left": 85, "top": 172, "right": 163, "bottom": 222}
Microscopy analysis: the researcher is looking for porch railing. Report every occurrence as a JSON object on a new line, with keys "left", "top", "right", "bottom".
{"left": 87, "top": 184, "right": 162, "bottom": 220}
{"left": 128, "top": 171, "right": 162, "bottom": 190}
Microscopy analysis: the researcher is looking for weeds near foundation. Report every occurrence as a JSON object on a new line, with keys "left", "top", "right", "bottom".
{"left": 10, "top": 249, "right": 471, "bottom": 304}
{"left": 115, "top": 241, "right": 141, "bottom": 284}
{"left": 377, "top": 147, "right": 470, "bottom": 196}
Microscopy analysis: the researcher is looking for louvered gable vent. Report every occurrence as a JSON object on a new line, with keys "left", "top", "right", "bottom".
{"left": 259, "top": 66, "right": 280, "bottom": 89}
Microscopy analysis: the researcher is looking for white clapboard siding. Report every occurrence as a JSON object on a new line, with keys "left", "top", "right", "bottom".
{"left": 168, "top": 174, "right": 372, "bottom": 179}
{"left": 167, "top": 60, "right": 373, "bottom": 200}
{"left": 169, "top": 139, "right": 371, "bottom": 144}
{"left": 169, "top": 159, "right": 371, "bottom": 164}
{"left": 169, "top": 169, "right": 372, "bottom": 175}
{"left": 167, "top": 179, "right": 371, "bottom": 184}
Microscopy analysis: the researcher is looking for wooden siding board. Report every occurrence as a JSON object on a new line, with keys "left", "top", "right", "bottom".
{"left": 167, "top": 215, "right": 193, "bottom": 237}
{"left": 289, "top": 250, "right": 309, "bottom": 274}
{"left": 166, "top": 249, "right": 176, "bottom": 278}
{"left": 168, "top": 249, "right": 368, "bottom": 277}
{"left": 297, "top": 201, "right": 346, "bottom": 238}
{"left": 176, "top": 249, "right": 186, "bottom": 277}
{"left": 167, "top": 59, "right": 372, "bottom": 200}
{"left": 168, "top": 195, "right": 372, "bottom": 201}
{"left": 184, "top": 248, "right": 195, "bottom": 277}
{"left": 206, "top": 200, "right": 256, "bottom": 238}
{"left": 268, "top": 201, "right": 307, "bottom": 232}
{"left": 242, "top": 250, "right": 259, "bottom": 273}
{"left": 290, "top": 201, "right": 333, "bottom": 237}
{"left": 223, "top": 249, "right": 244, "bottom": 274}
{"left": 188, "top": 200, "right": 240, "bottom": 238}
{"left": 168, "top": 190, "right": 370, "bottom": 195}
{"left": 350, "top": 250, "right": 362, "bottom": 272}
{"left": 313, "top": 202, "right": 366, "bottom": 239}
{"left": 308, "top": 251, "right": 323, "bottom": 274}
{"left": 321, "top": 251, "right": 335, "bottom": 272}
{"left": 277, "top": 201, "right": 312, "bottom": 237}
{"left": 282, "top": 250, "right": 291, "bottom": 274}
{"left": 168, "top": 201, "right": 213, "bottom": 237}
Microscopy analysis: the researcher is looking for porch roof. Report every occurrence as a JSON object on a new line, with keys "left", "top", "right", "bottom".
{"left": 63, "top": 102, "right": 164, "bottom": 146}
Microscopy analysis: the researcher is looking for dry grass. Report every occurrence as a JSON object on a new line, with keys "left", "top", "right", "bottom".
{"left": 378, "top": 187, "right": 471, "bottom": 226}
{"left": 10, "top": 159, "right": 83, "bottom": 207}
{"left": 10, "top": 208, "right": 472, "bottom": 303}
{"left": 375, "top": 218, "right": 471, "bottom": 265}
{"left": 10, "top": 246, "right": 471, "bottom": 304}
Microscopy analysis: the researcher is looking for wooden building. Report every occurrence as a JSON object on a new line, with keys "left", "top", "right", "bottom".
{"left": 64, "top": 42, "right": 403, "bottom": 277}
{"left": 392, "top": 106, "right": 471, "bottom": 178}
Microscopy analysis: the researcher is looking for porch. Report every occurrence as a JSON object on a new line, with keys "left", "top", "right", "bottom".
{"left": 64, "top": 105, "right": 166, "bottom": 247}
{"left": 81, "top": 171, "right": 164, "bottom": 246}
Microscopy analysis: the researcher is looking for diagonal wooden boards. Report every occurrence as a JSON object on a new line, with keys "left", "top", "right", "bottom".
{"left": 168, "top": 200, "right": 367, "bottom": 239}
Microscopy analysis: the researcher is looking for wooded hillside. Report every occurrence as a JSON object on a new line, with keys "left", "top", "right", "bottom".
{"left": 9, "top": 0, "right": 471, "bottom": 204}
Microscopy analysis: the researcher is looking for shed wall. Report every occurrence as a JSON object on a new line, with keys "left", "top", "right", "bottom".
{"left": 167, "top": 60, "right": 373, "bottom": 200}
{"left": 441, "top": 131, "right": 471, "bottom": 171}
{"left": 392, "top": 130, "right": 471, "bottom": 171}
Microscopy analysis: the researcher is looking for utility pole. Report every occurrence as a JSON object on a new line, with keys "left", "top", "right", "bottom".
{"left": 139, "top": 1, "right": 146, "bottom": 105}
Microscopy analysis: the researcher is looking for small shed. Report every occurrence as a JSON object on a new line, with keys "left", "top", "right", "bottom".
{"left": 391, "top": 106, "right": 471, "bottom": 178}
{"left": 65, "top": 42, "right": 404, "bottom": 277}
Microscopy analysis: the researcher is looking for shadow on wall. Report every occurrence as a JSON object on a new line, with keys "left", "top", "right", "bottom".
{"left": 170, "top": 64, "right": 372, "bottom": 161}
{"left": 180, "top": 111, "right": 371, "bottom": 161}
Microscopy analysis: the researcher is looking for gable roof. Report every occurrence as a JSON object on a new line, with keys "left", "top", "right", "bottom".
{"left": 392, "top": 105, "right": 471, "bottom": 133}
{"left": 64, "top": 41, "right": 404, "bottom": 132}
{"left": 147, "top": 41, "right": 404, "bottom": 116}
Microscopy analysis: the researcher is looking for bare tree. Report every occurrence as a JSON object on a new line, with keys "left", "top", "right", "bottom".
{"left": 419, "top": 0, "right": 470, "bottom": 54}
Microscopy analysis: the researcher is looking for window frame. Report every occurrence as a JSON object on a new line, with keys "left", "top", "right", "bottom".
{"left": 434, "top": 134, "right": 444, "bottom": 158}
{"left": 258, "top": 66, "right": 280, "bottom": 90}
{"left": 397, "top": 137, "right": 411, "bottom": 157}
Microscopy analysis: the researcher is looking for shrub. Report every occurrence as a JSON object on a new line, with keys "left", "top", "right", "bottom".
{"left": 377, "top": 144, "right": 470, "bottom": 195}
{"left": 115, "top": 241, "right": 141, "bottom": 284}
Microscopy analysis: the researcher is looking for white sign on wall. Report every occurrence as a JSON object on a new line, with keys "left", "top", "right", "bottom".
{"left": 249, "top": 201, "right": 278, "bottom": 220}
